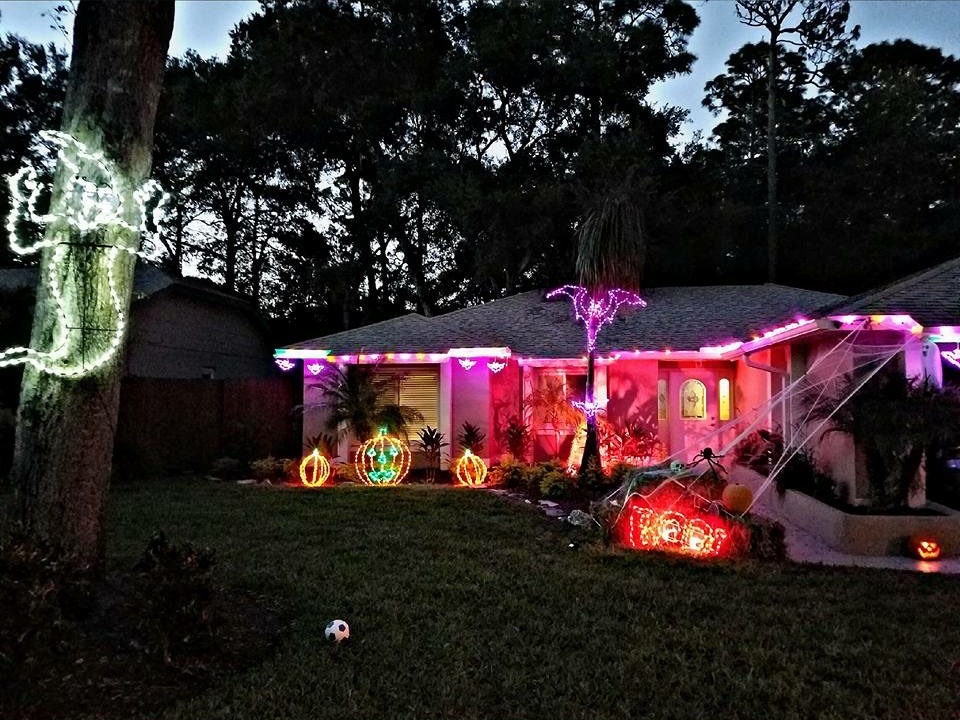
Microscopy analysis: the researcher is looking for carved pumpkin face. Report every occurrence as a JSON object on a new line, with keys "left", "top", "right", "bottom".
{"left": 300, "top": 449, "right": 332, "bottom": 487}
{"left": 908, "top": 534, "right": 941, "bottom": 560}
{"left": 355, "top": 428, "right": 411, "bottom": 485}
{"left": 455, "top": 450, "right": 488, "bottom": 486}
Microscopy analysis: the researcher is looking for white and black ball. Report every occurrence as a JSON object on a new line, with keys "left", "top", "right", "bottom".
{"left": 324, "top": 619, "right": 350, "bottom": 643}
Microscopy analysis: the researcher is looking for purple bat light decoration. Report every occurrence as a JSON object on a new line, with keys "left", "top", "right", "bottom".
{"left": 546, "top": 285, "right": 646, "bottom": 352}
{"left": 570, "top": 398, "right": 607, "bottom": 419}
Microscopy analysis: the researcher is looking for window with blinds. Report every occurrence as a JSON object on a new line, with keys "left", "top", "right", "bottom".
{"left": 375, "top": 366, "right": 440, "bottom": 441}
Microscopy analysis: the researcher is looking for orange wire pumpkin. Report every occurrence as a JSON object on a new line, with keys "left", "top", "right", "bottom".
{"left": 355, "top": 427, "right": 411, "bottom": 485}
{"left": 300, "top": 449, "right": 332, "bottom": 487}
{"left": 455, "top": 449, "right": 487, "bottom": 486}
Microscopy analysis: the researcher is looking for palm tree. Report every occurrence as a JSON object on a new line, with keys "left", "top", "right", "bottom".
{"left": 571, "top": 191, "right": 647, "bottom": 473}
{"left": 314, "top": 364, "right": 423, "bottom": 444}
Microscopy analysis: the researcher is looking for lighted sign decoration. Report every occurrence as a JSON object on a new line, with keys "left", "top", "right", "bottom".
{"left": 299, "top": 449, "right": 332, "bottom": 487}
{"left": 355, "top": 427, "right": 411, "bottom": 485}
{"left": 458, "top": 358, "right": 477, "bottom": 370}
{"left": 623, "top": 496, "right": 728, "bottom": 558}
{"left": 487, "top": 360, "right": 506, "bottom": 373}
{"left": 1, "top": 130, "right": 168, "bottom": 377}
{"left": 275, "top": 358, "right": 296, "bottom": 372}
{"left": 307, "top": 362, "right": 325, "bottom": 375}
{"left": 454, "top": 449, "right": 487, "bottom": 486}
{"left": 546, "top": 285, "right": 646, "bottom": 352}
{"left": 907, "top": 534, "right": 942, "bottom": 561}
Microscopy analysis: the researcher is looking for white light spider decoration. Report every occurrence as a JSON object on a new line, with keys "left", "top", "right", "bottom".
{"left": 1, "top": 130, "right": 168, "bottom": 377}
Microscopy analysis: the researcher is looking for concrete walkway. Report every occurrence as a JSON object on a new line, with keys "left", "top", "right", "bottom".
{"left": 730, "top": 465, "right": 960, "bottom": 575}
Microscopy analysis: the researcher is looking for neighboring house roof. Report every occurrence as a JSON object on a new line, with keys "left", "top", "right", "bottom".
{"left": 819, "top": 256, "right": 960, "bottom": 327}
{"left": 289, "top": 284, "right": 844, "bottom": 358}
{"left": 0, "top": 262, "right": 258, "bottom": 315}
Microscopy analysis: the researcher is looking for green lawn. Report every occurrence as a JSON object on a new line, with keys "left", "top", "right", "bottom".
{"left": 96, "top": 481, "right": 960, "bottom": 719}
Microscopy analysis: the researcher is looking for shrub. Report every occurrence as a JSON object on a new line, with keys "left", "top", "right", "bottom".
{"left": 333, "top": 462, "right": 358, "bottom": 483}
{"left": 133, "top": 531, "right": 216, "bottom": 664}
{"left": 732, "top": 428, "right": 784, "bottom": 474}
{"left": 416, "top": 426, "right": 448, "bottom": 483}
{"left": 497, "top": 456, "right": 527, "bottom": 489}
{"left": 501, "top": 417, "right": 531, "bottom": 459}
{"left": 209, "top": 456, "right": 245, "bottom": 480}
{"left": 729, "top": 515, "right": 787, "bottom": 560}
{"left": 523, "top": 460, "right": 566, "bottom": 496}
{"left": 775, "top": 447, "right": 847, "bottom": 507}
{"left": 457, "top": 421, "right": 486, "bottom": 455}
{"left": 607, "top": 462, "right": 636, "bottom": 488}
{"left": 0, "top": 529, "right": 91, "bottom": 686}
{"left": 578, "top": 456, "right": 609, "bottom": 491}
{"left": 540, "top": 469, "right": 576, "bottom": 499}
{"left": 250, "top": 456, "right": 284, "bottom": 481}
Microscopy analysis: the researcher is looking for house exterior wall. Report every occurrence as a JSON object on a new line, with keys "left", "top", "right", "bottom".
{"left": 489, "top": 359, "right": 522, "bottom": 461}
{"left": 126, "top": 291, "right": 274, "bottom": 379}
{"left": 450, "top": 359, "right": 491, "bottom": 464}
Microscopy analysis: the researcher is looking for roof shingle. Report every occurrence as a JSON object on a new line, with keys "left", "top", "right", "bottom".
{"left": 289, "top": 284, "right": 843, "bottom": 357}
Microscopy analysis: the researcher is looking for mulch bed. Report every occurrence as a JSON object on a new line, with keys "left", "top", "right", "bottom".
{"left": 2, "top": 576, "right": 282, "bottom": 720}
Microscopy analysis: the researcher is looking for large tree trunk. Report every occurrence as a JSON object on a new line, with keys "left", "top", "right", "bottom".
{"left": 765, "top": 35, "right": 779, "bottom": 283}
{"left": 11, "top": 1, "right": 174, "bottom": 567}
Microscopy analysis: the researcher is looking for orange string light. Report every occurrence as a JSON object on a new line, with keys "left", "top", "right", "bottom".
{"left": 455, "top": 449, "right": 487, "bottom": 486}
{"left": 300, "top": 449, "right": 332, "bottom": 487}
{"left": 355, "top": 427, "right": 411, "bottom": 485}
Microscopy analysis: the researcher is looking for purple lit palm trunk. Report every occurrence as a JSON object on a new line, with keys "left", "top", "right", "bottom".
{"left": 547, "top": 286, "right": 645, "bottom": 472}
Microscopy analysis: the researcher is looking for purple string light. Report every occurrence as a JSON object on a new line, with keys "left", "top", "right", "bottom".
{"left": 547, "top": 285, "right": 646, "bottom": 352}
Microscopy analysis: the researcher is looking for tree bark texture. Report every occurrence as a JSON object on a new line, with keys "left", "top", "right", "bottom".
{"left": 766, "top": 34, "right": 779, "bottom": 283}
{"left": 578, "top": 350, "right": 599, "bottom": 474}
{"left": 11, "top": 0, "right": 174, "bottom": 566}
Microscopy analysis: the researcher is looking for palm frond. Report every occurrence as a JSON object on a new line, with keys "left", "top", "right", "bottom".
{"left": 575, "top": 193, "right": 646, "bottom": 292}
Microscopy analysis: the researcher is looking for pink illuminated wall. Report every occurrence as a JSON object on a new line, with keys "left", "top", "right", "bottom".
{"left": 450, "top": 358, "right": 492, "bottom": 462}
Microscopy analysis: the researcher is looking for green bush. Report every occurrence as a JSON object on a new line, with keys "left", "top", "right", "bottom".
{"left": 134, "top": 531, "right": 216, "bottom": 664}
{"left": 497, "top": 456, "right": 528, "bottom": 489}
{"left": 775, "top": 447, "right": 847, "bottom": 507}
{"left": 523, "top": 460, "right": 565, "bottom": 496}
{"left": 209, "top": 457, "right": 245, "bottom": 480}
{"left": 729, "top": 515, "right": 787, "bottom": 560}
{"left": 333, "top": 463, "right": 358, "bottom": 483}
{"left": 250, "top": 456, "right": 284, "bottom": 481}
{"left": 578, "top": 456, "right": 608, "bottom": 491}
{"left": 607, "top": 462, "right": 636, "bottom": 488}
{"left": 0, "top": 529, "right": 92, "bottom": 686}
{"left": 540, "top": 469, "right": 576, "bottom": 499}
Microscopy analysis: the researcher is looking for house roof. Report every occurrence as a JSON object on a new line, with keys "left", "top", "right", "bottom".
{"left": 0, "top": 262, "right": 255, "bottom": 311}
{"left": 288, "top": 284, "right": 844, "bottom": 358}
{"left": 818, "top": 256, "right": 960, "bottom": 327}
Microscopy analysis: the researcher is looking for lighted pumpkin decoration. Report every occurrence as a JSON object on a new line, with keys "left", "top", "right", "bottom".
{"left": 355, "top": 427, "right": 411, "bottom": 485}
{"left": 907, "top": 534, "right": 942, "bottom": 561}
{"left": 455, "top": 449, "right": 487, "bottom": 486}
{"left": 721, "top": 483, "right": 754, "bottom": 515}
{"left": 300, "top": 448, "right": 332, "bottom": 487}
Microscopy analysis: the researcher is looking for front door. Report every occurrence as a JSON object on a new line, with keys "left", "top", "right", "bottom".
{"left": 667, "top": 369, "right": 718, "bottom": 463}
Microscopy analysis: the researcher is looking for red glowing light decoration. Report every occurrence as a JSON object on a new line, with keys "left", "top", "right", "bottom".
{"left": 454, "top": 449, "right": 487, "bottom": 486}
{"left": 300, "top": 449, "right": 332, "bottom": 487}
{"left": 355, "top": 427, "right": 411, "bottom": 485}
{"left": 620, "top": 494, "right": 729, "bottom": 558}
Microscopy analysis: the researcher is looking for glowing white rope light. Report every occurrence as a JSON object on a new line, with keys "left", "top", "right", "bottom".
{"left": 1, "top": 131, "right": 168, "bottom": 377}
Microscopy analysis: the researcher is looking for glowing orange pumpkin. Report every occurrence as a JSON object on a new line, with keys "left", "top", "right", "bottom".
{"left": 355, "top": 427, "right": 411, "bottom": 485}
{"left": 455, "top": 450, "right": 487, "bottom": 486}
{"left": 721, "top": 483, "right": 754, "bottom": 515}
{"left": 300, "top": 449, "right": 332, "bottom": 487}
{"left": 907, "top": 534, "right": 941, "bottom": 560}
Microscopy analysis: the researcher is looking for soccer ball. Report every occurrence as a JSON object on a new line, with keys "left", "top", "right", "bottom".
{"left": 325, "top": 619, "right": 350, "bottom": 643}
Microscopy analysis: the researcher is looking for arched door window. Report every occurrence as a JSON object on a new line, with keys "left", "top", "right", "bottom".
{"left": 680, "top": 379, "right": 707, "bottom": 419}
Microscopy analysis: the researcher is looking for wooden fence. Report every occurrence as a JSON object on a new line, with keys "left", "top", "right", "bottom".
{"left": 115, "top": 376, "right": 300, "bottom": 478}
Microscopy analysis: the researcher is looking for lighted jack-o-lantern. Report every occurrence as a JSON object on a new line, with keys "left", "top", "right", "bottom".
{"left": 907, "top": 534, "right": 941, "bottom": 560}
{"left": 355, "top": 427, "right": 411, "bottom": 485}
{"left": 300, "top": 448, "right": 332, "bottom": 487}
{"left": 721, "top": 483, "right": 754, "bottom": 515}
{"left": 455, "top": 449, "right": 487, "bottom": 486}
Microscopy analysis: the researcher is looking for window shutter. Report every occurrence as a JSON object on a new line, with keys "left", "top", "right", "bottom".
{"left": 398, "top": 368, "right": 440, "bottom": 440}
